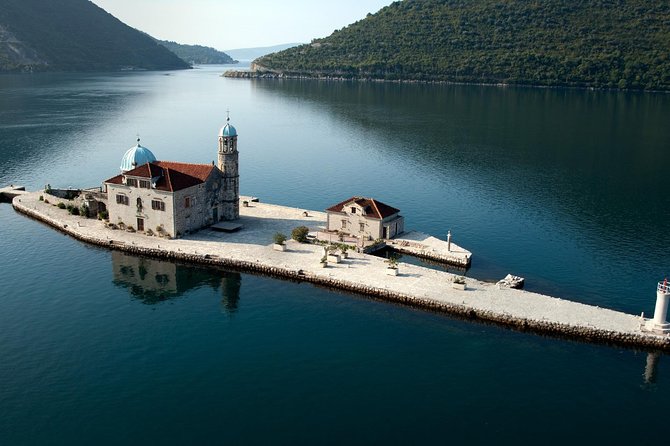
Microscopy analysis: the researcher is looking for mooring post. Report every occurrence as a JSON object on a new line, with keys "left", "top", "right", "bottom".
{"left": 447, "top": 230, "right": 452, "bottom": 252}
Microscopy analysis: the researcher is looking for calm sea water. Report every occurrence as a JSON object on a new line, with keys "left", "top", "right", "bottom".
{"left": 1, "top": 65, "right": 669, "bottom": 444}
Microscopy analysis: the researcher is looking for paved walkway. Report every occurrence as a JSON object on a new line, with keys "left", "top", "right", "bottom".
{"left": 10, "top": 191, "right": 670, "bottom": 349}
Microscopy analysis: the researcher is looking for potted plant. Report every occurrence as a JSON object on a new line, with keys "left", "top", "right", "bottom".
{"left": 385, "top": 254, "right": 399, "bottom": 276}
{"left": 273, "top": 232, "right": 287, "bottom": 251}
{"left": 339, "top": 243, "right": 350, "bottom": 259}
{"left": 320, "top": 255, "right": 328, "bottom": 268}
{"left": 452, "top": 276, "right": 466, "bottom": 290}
{"left": 326, "top": 244, "right": 341, "bottom": 264}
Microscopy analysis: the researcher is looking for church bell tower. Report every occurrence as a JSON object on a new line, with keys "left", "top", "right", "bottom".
{"left": 218, "top": 114, "right": 239, "bottom": 220}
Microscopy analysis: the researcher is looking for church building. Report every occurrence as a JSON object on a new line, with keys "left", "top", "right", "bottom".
{"left": 102, "top": 117, "right": 240, "bottom": 238}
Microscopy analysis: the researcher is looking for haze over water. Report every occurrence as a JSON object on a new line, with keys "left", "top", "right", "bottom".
{"left": 1, "top": 65, "right": 669, "bottom": 444}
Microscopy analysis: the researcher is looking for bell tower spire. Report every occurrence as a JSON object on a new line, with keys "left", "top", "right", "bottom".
{"left": 217, "top": 111, "right": 239, "bottom": 220}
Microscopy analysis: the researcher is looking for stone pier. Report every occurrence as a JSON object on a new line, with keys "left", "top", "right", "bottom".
{"left": 387, "top": 231, "right": 472, "bottom": 267}
{"left": 0, "top": 185, "right": 27, "bottom": 203}
{"left": 10, "top": 191, "right": 670, "bottom": 351}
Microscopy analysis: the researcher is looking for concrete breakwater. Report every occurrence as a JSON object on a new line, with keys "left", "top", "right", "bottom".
{"left": 11, "top": 192, "right": 670, "bottom": 351}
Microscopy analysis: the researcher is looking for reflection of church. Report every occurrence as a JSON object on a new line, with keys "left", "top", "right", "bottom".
{"left": 102, "top": 116, "right": 240, "bottom": 238}
{"left": 112, "top": 251, "right": 241, "bottom": 311}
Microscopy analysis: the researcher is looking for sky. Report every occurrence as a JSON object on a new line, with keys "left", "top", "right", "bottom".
{"left": 91, "top": 0, "right": 396, "bottom": 50}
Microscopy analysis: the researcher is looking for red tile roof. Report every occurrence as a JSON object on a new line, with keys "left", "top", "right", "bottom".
{"left": 103, "top": 161, "right": 216, "bottom": 192}
{"left": 326, "top": 196, "right": 400, "bottom": 220}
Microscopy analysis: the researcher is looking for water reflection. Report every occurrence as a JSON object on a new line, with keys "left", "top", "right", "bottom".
{"left": 643, "top": 352, "right": 661, "bottom": 386}
{"left": 111, "top": 251, "right": 241, "bottom": 311}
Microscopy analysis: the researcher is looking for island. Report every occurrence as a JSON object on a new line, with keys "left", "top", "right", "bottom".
{"left": 3, "top": 115, "right": 670, "bottom": 351}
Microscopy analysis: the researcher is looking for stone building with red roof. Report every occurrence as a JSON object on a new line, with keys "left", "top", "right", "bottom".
{"left": 101, "top": 117, "right": 240, "bottom": 238}
{"left": 326, "top": 196, "right": 404, "bottom": 241}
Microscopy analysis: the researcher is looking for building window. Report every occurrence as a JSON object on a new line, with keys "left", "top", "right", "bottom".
{"left": 116, "top": 194, "right": 129, "bottom": 205}
{"left": 136, "top": 197, "right": 143, "bottom": 210}
{"left": 351, "top": 207, "right": 356, "bottom": 214}
{"left": 341, "top": 219, "right": 347, "bottom": 229}
{"left": 126, "top": 178, "right": 138, "bottom": 187}
{"left": 359, "top": 222, "right": 365, "bottom": 232}
{"left": 185, "top": 197, "right": 191, "bottom": 208}
{"left": 139, "top": 179, "right": 150, "bottom": 189}
{"left": 152, "top": 200, "right": 165, "bottom": 211}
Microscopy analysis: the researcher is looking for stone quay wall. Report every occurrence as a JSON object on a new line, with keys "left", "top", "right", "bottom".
{"left": 12, "top": 196, "right": 670, "bottom": 352}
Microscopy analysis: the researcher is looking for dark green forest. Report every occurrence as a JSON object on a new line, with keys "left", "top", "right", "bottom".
{"left": 256, "top": 0, "right": 670, "bottom": 91}
{"left": 158, "top": 40, "right": 237, "bottom": 65}
{"left": 0, "top": 0, "right": 189, "bottom": 72}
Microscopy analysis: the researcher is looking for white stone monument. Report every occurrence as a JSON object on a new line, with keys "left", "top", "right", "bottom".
{"left": 646, "top": 280, "right": 670, "bottom": 334}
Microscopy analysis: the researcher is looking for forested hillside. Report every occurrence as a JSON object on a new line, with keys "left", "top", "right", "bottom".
{"left": 0, "top": 0, "right": 189, "bottom": 72}
{"left": 255, "top": 0, "right": 670, "bottom": 91}
{"left": 158, "top": 40, "right": 237, "bottom": 65}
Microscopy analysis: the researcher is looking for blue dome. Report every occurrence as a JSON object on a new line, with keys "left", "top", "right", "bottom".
{"left": 219, "top": 122, "right": 237, "bottom": 137}
{"left": 120, "top": 140, "right": 157, "bottom": 172}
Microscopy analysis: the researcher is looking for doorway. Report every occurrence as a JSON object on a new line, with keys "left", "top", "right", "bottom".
{"left": 137, "top": 218, "right": 144, "bottom": 232}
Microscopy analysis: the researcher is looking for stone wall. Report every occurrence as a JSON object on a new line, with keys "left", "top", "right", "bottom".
{"left": 12, "top": 199, "right": 670, "bottom": 352}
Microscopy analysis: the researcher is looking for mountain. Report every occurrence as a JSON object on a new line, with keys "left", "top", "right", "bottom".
{"left": 0, "top": 0, "right": 189, "bottom": 72}
{"left": 254, "top": 0, "right": 670, "bottom": 91}
{"left": 224, "top": 44, "right": 302, "bottom": 62}
{"left": 158, "top": 40, "right": 237, "bottom": 65}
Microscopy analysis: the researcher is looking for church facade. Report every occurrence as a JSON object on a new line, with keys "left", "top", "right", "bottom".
{"left": 102, "top": 117, "right": 240, "bottom": 238}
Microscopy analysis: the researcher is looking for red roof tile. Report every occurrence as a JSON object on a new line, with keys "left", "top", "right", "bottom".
{"left": 326, "top": 196, "right": 400, "bottom": 219}
{"left": 104, "top": 161, "right": 216, "bottom": 192}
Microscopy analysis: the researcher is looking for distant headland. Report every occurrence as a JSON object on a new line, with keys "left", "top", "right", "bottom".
{"left": 243, "top": 0, "right": 670, "bottom": 92}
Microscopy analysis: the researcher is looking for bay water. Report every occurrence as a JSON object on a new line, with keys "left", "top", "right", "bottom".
{"left": 1, "top": 65, "right": 669, "bottom": 444}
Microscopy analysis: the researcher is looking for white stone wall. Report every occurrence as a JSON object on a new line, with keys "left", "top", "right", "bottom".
{"left": 106, "top": 183, "right": 177, "bottom": 237}
{"left": 326, "top": 204, "right": 404, "bottom": 240}
{"left": 381, "top": 215, "right": 404, "bottom": 239}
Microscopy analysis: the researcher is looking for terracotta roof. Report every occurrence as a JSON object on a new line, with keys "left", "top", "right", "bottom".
{"left": 104, "top": 161, "right": 216, "bottom": 192}
{"left": 326, "top": 196, "right": 400, "bottom": 220}
{"left": 105, "top": 174, "right": 124, "bottom": 185}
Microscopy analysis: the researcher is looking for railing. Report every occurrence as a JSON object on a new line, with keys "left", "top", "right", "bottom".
{"left": 658, "top": 281, "right": 670, "bottom": 294}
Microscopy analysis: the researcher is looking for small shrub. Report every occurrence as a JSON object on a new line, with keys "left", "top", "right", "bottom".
{"left": 385, "top": 254, "right": 400, "bottom": 269}
{"left": 291, "top": 225, "right": 309, "bottom": 243}
{"left": 273, "top": 232, "right": 287, "bottom": 245}
{"left": 57, "top": 202, "right": 66, "bottom": 209}
{"left": 44, "top": 199, "right": 49, "bottom": 204}
{"left": 97, "top": 210, "right": 108, "bottom": 220}
{"left": 70, "top": 207, "right": 79, "bottom": 215}
{"left": 127, "top": 225, "right": 135, "bottom": 232}
{"left": 146, "top": 228, "right": 154, "bottom": 236}
{"left": 118, "top": 222, "right": 126, "bottom": 229}
{"left": 79, "top": 205, "right": 88, "bottom": 217}
{"left": 453, "top": 276, "right": 466, "bottom": 285}
{"left": 39, "top": 195, "right": 44, "bottom": 201}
